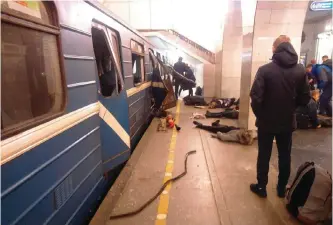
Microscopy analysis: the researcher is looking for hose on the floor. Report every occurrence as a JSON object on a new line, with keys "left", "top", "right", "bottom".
{"left": 110, "top": 150, "right": 197, "bottom": 219}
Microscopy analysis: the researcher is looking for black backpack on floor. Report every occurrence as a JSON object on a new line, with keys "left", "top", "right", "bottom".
{"left": 286, "top": 162, "right": 332, "bottom": 224}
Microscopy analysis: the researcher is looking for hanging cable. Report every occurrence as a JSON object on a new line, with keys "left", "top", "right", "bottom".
{"left": 110, "top": 150, "right": 197, "bottom": 219}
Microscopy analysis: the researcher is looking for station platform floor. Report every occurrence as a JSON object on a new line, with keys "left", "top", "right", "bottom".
{"left": 90, "top": 100, "right": 332, "bottom": 225}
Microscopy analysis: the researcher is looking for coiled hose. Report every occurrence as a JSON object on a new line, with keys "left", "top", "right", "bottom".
{"left": 110, "top": 150, "right": 197, "bottom": 219}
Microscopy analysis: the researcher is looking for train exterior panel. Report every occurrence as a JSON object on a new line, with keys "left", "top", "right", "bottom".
{"left": 1, "top": 1, "right": 157, "bottom": 224}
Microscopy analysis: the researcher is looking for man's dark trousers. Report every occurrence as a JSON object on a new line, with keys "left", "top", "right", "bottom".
{"left": 257, "top": 129, "right": 292, "bottom": 188}
{"left": 175, "top": 82, "right": 180, "bottom": 99}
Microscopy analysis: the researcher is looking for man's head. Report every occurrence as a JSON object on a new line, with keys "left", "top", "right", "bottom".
{"left": 178, "top": 57, "right": 183, "bottom": 62}
{"left": 322, "top": 55, "right": 329, "bottom": 62}
{"left": 310, "top": 59, "right": 316, "bottom": 65}
{"left": 272, "top": 35, "right": 291, "bottom": 53}
{"left": 306, "top": 64, "right": 312, "bottom": 73}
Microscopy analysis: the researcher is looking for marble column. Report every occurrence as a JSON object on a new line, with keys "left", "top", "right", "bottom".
{"left": 239, "top": 0, "right": 309, "bottom": 130}
{"left": 215, "top": 0, "right": 243, "bottom": 98}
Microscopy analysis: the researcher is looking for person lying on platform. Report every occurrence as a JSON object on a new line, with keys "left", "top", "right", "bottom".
{"left": 211, "top": 129, "right": 258, "bottom": 145}
{"left": 193, "top": 120, "right": 239, "bottom": 133}
{"left": 205, "top": 108, "right": 239, "bottom": 119}
{"left": 208, "top": 98, "right": 236, "bottom": 109}
{"left": 295, "top": 89, "right": 321, "bottom": 129}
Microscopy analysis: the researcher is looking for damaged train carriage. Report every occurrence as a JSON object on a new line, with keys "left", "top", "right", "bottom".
{"left": 1, "top": 1, "right": 170, "bottom": 225}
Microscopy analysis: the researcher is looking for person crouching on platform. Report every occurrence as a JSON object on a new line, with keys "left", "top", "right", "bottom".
{"left": 296, "top": 90, "right": 321, "bottom": 129}
{"left": 249, "top": 35, "right": 310, "bottom": 198}
{"left": 173, "top": 57, "right": 186, "bottom": 99}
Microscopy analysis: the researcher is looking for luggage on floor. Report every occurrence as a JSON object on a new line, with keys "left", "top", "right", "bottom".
{"left": 286, "top": 162, "right": 332, "bottom": 224}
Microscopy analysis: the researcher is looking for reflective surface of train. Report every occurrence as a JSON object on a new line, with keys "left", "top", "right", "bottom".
{"left": 1, "top": 1, "right": 165, "bottom": 224}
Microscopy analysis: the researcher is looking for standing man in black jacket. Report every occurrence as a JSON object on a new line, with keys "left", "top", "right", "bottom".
{"left": 173, "top": 57, "right": 186, "bottom": 99}
{"left": 250, "top": 35, "right": 310, "bottom": 198}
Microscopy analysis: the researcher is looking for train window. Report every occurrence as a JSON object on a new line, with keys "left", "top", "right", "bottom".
{"left": 91, "top": 25, "right": 124, "bottom": 96}
{"left": 131, "top": 40, "right": 144, "bottom": 86}
{"left": 107, "top": 28, "right": 124, "bottom": 92}
{"left": 1, "top": 1, "right": 56, "bottom": 27}
{"left": 1, "top": 2, "right": 65, "bottom": 139}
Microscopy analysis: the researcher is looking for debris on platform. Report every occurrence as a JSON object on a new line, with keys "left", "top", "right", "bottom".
{"left": 190, "top": 112, "right": 206, "bottom": 119}
{"left": 152, "top": 109, "right": 168, "bottom": 118}
{"left": 157, "top": 118, "right": 167, "bottom": 132}
{"left": 194, "top": 105, "right": 207, "bottom": 109}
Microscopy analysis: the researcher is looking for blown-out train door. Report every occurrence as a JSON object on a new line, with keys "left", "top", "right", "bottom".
{"left": 91, "top": 21, "right": 130, "bottom": 174}
{"left": 154, "top": 55, "right": 177, "bottom": 110}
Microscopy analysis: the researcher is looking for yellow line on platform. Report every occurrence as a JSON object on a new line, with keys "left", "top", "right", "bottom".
{"left": 155, "top": 100, "right": 181, "bottom": 225}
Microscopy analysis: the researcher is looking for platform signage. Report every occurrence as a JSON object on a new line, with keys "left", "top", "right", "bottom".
{"left": 310, "top": 1, "right": 333, "bottom": 11}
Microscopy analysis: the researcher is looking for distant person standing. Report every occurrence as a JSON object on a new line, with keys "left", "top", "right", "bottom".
{"left": 316, "top": 57, "right": 332, "bottom": 116}
{"left": 173, "top": 57, "right": 186, "bottom": 99}
{"left": 306, "top": 64, "right": 317, "bottom": 90}
{"left": 310, "top": 59, "right": 318, "bottom": 77}
{"left": 322, "top": 55, "right": 329, "bottom": 63}
{"left": 250, "top": 35, "right": 310, "bottom": 198}
{"left": 184, "top": 65, "right": 196, "bottom": 96}
{"left": 310, "top": 59, "right": 317, "bottom": 65}
{"left": 179, "top": 64, "right": 196, "bottom": 97}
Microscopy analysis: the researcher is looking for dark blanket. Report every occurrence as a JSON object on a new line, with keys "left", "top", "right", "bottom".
{"left": 183, "top": 96, "right": 207, "bottom": 106}
{"left": 205, "top": 109, "right": 239, "bottom": 119}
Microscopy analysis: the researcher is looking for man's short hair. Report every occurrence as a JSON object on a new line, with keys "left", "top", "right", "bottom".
{"left": 306, "top": 64, "right": 312, "bottom": 68}
{"left": 322, "top": 55, "right": 328, "bottom": 59}
{"left": 273, "top": 35, "right": 291, "bottom": 48}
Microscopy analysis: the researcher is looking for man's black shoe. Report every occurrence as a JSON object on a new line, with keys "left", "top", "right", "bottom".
{"left": 277, "top": 185, "right": 286, "bottom": 198}
{"left": 250, "top": 184, "right": 267, "bottom": 198}
{"left": 193, "top": 121, "right": 202, "bottom": 127}
{"left": 212, "top": 120, "right": 220, "bottom": 126}
{"left": 205, "top": 111, "right": 213, "bottom": 118}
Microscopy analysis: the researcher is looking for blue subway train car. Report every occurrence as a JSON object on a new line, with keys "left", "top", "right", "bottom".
{"left": 1, "top": 1, "right": 163, "bottom": 224}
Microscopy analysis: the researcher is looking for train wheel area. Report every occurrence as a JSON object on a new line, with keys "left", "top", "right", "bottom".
{"left": 90, "top": 100, "right": 331, "bottom": 225}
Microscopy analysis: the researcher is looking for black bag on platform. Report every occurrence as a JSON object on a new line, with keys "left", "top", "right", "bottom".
{"left": 195, "top": 86, "right": 202, "bottom": 96}
{"left": 183, "top": 96, "right": 207, "bottom": 106}
{"left": 286, "top": 162, "right": 332, "bottom": 224}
